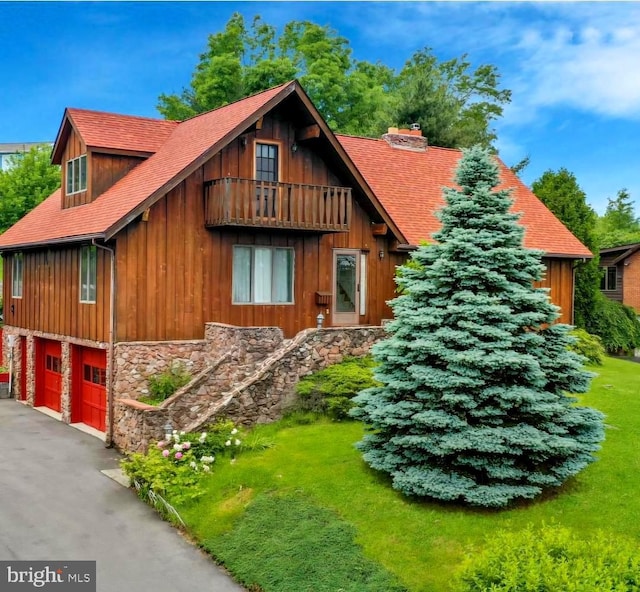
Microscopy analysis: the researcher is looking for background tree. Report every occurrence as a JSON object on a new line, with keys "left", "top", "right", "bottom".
{"left": 391, "top": 50, "right": 511, "bottom": 148}
{"left": 0, "top": 145, "right": 60, "bottom": 233}
{"left": 158, "top": 13, "right": 510, "bottom": 148}
{"left": 351, "top": 146, "right": 604, "bottom": 508}
{"left": 531, "top": 169, "right": 600, "bottom": 329}
{"left": 595, "top": 189, "right": 640, "bottom": 248}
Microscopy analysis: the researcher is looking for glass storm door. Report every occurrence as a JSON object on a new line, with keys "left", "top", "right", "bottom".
{"left": 333, "top": 250, "right": 360, "bottom": 326}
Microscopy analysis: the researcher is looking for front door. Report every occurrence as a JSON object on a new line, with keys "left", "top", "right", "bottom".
{"left": 332, "top": 249, "right": 360, "bottom": 326}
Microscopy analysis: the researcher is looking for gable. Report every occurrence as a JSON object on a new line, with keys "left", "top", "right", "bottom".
{"left": 0, "top": 81, "right": 404, "bottom": 251}
{"left": 51, "top": 109, "right": 179, "bottom": 164}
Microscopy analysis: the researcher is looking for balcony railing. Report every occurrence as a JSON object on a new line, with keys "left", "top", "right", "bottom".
{"left": 204, "top": 178, "right": 352, "bottom": 232}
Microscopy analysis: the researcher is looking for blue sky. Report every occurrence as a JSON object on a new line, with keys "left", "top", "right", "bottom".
{"left": 2, "top": 1, "right": 639, "bottom": 214}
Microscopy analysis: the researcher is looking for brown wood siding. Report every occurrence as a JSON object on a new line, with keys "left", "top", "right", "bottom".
{"left": 61, "top": 128, "right": 90, "bottom": 208}
{"left": 2, "top": 248, "right": 111, "bottom": 342}
{"left": 114, "top": 186, "right": 399, "bottom": 340}
{"left": 113, "top": 113, "right": 399, "bottom": 340}
{"left": 90, "top": 153, "right": 146, "bottom": 200}
{"left": 598, "top": 252, "right": 623, "bottom": 302}
{"left": 112, "top": 112, "right": 577, "bottom": 340}
{"left": 536, "top": 258, "right": 574, "bottom": 324}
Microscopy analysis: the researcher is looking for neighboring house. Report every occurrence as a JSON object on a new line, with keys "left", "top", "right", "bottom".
{"left": 0, "top": 142, "right": 52, "bottom": 171}
{"left": 0, "top": 81, "right": 591, "bottom": 449}
{"left": 599, "top": 243, "right": 640, "bottom": 311}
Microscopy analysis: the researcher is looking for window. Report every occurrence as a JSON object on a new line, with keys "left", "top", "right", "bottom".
{"left": 12, "top": 252, "right": 23, "bottom": 298}
{"left": 84, "top": 364, "right": 106, "bottom": 386}
{"left": 255, "top": 143, "right": 279, "bottom": 217}
{"left": 66, "top": 154, "right": 87, "bottom": 194}
{"left": 46, "top": 354, "right": 61, "bottom": 373}
{"left": 80, "top": 246, "right": 97, "bottom": 303}
{"left": 600, "top": 266, "right": 617, "bottom": 291}
{"left": 255, "top": 143, "right": 278, "bottom": 182}
{"left": 233, "top": 246, "right": 294, "bottom": 304}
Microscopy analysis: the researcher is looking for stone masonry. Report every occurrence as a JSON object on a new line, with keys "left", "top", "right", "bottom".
{"left": 113, "top": 324, "right": 384, "bottom": 452}
{"left": 2, "top": 322, "right": 384, "bottom": 453}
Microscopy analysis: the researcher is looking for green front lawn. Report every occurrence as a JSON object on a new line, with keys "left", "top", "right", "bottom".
{"left": 176, "top": 356, "right": 640, "bottom": 591}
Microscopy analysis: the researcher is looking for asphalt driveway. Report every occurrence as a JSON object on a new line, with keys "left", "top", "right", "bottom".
{"left": 0, "top": 401, "right": 244, "bottom": 592}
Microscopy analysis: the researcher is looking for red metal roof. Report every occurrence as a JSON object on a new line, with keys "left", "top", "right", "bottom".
{"left": 337, "top": 135, "right": 592, "bottom": 257}
{"left": 0, "top": 82, "right": 294, "bottom": 249}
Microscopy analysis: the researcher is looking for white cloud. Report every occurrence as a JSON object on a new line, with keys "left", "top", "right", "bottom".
{"left": 513, "top": 11, "right": 640, "bottom": 120}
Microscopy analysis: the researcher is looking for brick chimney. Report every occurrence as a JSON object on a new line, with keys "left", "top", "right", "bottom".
{"left": 382, "top": 124, "right": 428, "bottom": 152}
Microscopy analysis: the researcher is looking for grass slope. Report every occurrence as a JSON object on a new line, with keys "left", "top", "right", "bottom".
{"left": 180, "top": 357, "right": 640, "bottom": 592}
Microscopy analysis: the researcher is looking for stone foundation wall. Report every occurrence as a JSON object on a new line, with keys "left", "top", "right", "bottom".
{"left": 2, "top": 322, "right": 385, "bottom": 454}
{"left": 113, "top": 325, "right": 384, "bottom": 452}
{"left": 112, "top": 325, "right": 285, "bottom": 401}
{"left": 113, "top": 340, "right": 208, "bottom": 400}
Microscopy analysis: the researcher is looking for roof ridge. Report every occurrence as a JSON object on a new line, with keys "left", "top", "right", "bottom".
{"left": 67, "top": 107, "right": 178, "bottom": 125}
{"left": 337, "top": 133, "right": 463, "bottom": 154}
{"left": 180, "top": 80, "right": 296, "bottom": 124}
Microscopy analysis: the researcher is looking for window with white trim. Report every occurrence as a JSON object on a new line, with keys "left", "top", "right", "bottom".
{"left": 600, "top": 266, "right": 617, "bottom": 291}
{"left": 80, "top": 246, "right": 97, "bottom": 303}
{"left": 12, "top": 252, "right": 23, "bottom": 298}
{"left": 233, "top": 246, "right": 294, "bottom": 304}
{"left": 66, "top": 154, "right": 87, "bottom": 194}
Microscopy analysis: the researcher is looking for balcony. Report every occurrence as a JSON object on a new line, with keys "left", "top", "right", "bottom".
{"left": 204, "top": 178, "right": 352, "bottom": 232}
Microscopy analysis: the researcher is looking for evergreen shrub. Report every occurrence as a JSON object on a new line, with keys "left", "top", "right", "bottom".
{"left": 455, "top": 524, "right": 640, "bottom": 591}
{"left": 569, "top": 329, "right": 605, "bottom": 365}
{"left": 351, "top": 146, "right": 605, "bottom": 508}
{"left": 587, "top": 294, "right": 640, "bottom": 354}
{"left": 294, "top": 356, "right": 378, "bottom": 420}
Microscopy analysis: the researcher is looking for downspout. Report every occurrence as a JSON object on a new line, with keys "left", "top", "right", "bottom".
{"left": 93, "top": 239, "right": 116, "bottom": 447}
{"left": 571, "top": 264, "right": 577, "bottom": 326}
{"left": 571, "top": 258, "right": 586, "bottom": 327}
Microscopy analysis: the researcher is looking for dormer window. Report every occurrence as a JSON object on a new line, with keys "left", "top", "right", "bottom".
{"left": 66, "top": 154, "right": 87, "bottom": 194}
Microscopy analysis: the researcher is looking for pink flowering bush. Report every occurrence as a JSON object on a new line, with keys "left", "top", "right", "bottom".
{"left": 121, "top": 420, "right": 244, "bottom": 506}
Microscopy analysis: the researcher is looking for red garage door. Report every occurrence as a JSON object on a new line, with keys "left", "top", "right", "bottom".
{"left": 36, "top": 340, "right": 62, "bottom": 412}
{"left": 74, "top": 347, "right": 107, "bottom": 432}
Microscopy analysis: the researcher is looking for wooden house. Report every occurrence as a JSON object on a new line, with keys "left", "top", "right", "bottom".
{"left": 0, "top": 81, "right": 591, "bottom": 443}
{"left": 599, "top": 243, "right": 640, "bottom": 311}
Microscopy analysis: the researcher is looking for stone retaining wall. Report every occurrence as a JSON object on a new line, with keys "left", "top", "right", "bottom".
{"left": 113, "top": 325, "right": 384, "bottom": 452}
{"left": 190, "top": 326, "right": 384, "bottom": 430}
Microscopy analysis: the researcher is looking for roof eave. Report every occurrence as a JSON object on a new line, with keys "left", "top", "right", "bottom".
{"left": 543, "top": 251, "right": 593, "bottom": 260}
{"left": 0, "top": 233, "right": 105, "bottom": 253}
{"left": 51, "top": 110, "right": 73, "bottom": 164}
{"left": 400, "top": 244, "right": 593, "bottom": 260}
{"left": 611, "top": 244, "right": 640, "bottom": 265}
{"left": 600, "top": 242, "right": 640, "bottom": 254}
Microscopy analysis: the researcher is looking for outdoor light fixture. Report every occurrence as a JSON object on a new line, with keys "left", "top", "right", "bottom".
{"left": 291, "top": 142, "right": 298, "bottom": 153}
{"left": 316, "top": 313, "right": 325, "bottom": 329}
{"left": 164, "top": 421, "right": 173, "bottom": 441}
{"left": 379, "top": 250, "right": 385, "bottom": 260}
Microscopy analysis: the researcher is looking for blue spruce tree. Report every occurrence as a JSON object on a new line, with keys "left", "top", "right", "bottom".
{"left": 351, "top": 146, "right": 605, "bottom": 508}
